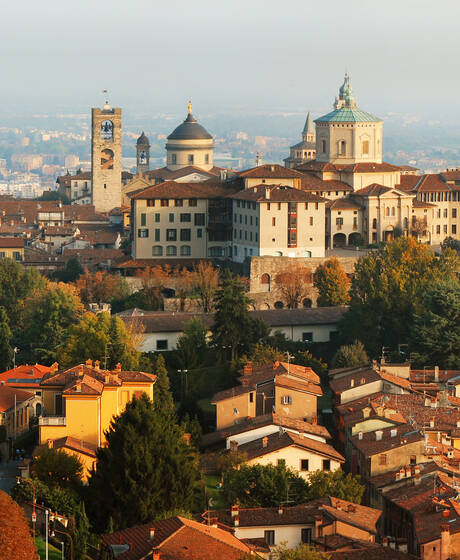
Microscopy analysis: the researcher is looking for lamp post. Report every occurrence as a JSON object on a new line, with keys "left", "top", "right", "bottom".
{"left": 45, "top": 509, "right": 49, "bottom": 560}
{"left": 12, "top": 346, "right": 19, "bottom": 369}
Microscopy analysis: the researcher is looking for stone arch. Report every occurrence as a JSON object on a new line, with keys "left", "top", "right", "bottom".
{"left": 262, "top": 302, "right": 271, "bottom": 310}
{"left": 333, "top": 233, "right": 347, "bottom": 248}
{"left": 302, "top": 298, "right": 312, "bottom": 308}
{"left": 261, "top": 273, "right": 271, "bottom": 292}
{"left": 348, "top": 232, "right": 362, "bottom": 246}
{"left": 274, "top": 301, "right": 284, "bottom": 309}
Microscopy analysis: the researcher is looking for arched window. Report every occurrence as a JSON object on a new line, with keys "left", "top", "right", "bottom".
{"left": 391, "top": 207, "right": 395, "bottom": 216}
{"left": 362, "top": 140, "right": 369, "bottom": 155}
{"left": 339, "top": 140, "right": 346, "bottom": 155}
{"left": 261, "top": 273, "right": 271, "bottom": 292}
{"left": 139, "top": 150, "right": 147, "bottom": 164}
{"left": 166, "top": 246, "right": 177, "bottom": 256}
{"left": 274, "top": 301, "right": 284, "bottom": 309}
{"left": 386, "top": 207, "right": 390, "bottom": 217}
{"left": 101, "top": 149, "right": 114, "bottom": 170}
{"left": 303, "top": 298, "right": 312, "bottom": 308}
{"left": 180, "top": 245, "right": 191, "bottom": 256}
{"left": 152, "top": 246, "right": 163, "bottom": 256}
{"left": 372, "top": 218, "right": 377, "bottom": 229}
{"left": 321, "top": 139, "right": 327, "bottom": 153}
{"left": 101, "top": 120, "right": 113, "bottom": 139}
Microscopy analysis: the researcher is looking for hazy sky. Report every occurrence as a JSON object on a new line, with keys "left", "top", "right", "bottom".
{"left": 2, "top": 0, "right": 460, "bottom": 117}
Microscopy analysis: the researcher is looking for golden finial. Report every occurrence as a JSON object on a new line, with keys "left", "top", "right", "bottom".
{"left": 187, "top": 100, "right": 192, "bottom": 114}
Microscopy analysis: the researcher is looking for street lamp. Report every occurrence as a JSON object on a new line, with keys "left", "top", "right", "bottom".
{"left": 12, "top": 347, "right": 19, "bottom": 369}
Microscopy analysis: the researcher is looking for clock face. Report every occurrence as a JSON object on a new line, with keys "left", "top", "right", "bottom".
{"left": 101, "top": 120, "right": 113, "bottom": 140}
{"left": 139, "top": 150, "right": 147, "bottom": 164}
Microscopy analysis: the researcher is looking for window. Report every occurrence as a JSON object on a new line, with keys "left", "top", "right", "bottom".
{"left": 444, "top": 225, "right": 448, "bottom": 234}
{"left": 194, "top": 213, "right": 205, "bottom": 226}
{"left": 386, "top": 207, "right": 390, "bottom": 216}
{"left": 161, "top": 199, "right": 169, "bottom": 207}
{"left": 453, "top": 225, "right": 457, "bottom": 235}
{"left": 391, "top": 207, "right": 395, "bottom": 216}
{"left": 180, "top": 245, "right": 191, "bottom": 256}
{"left": 138, "top": 229, "right": 149, "bottom": 238}
{"left": 180, "top": 213, "right": 191, "bottom": 222}
{"left": 147, "top": 200, "right": 155, "bottom": 207}
{"left": 205, "top": 154, "right": 209, "bottom": 164}
{"left": 264, "top": 531, "right": 275, "bottom": 546}
{"left": 362, "top": 140, "right": 369, "bottom": 155}
{"left": 302, "top": 332, "right": 313, "bottom": 342}
{"left": 166, "top": 246, "right": 177, "bottom": 256}
{"left": 410, "top": 455, "right": 417, "bottom": 465}
{"left": 322, "top": 459, "right": 331, "bottom": 471}
{"left": 169, "top": 213, "right": 174, "bottom": 223}
{"left": 309, "top": 216, "right": 313, "bottom": 226}
{"left": 180, "top": 229, "right": 191, "bottom": 241}
{"left": 140, "top": 213, "right": 146, "bottom": 226}
{"left": 156, "top": 339, "right": 168, "bottom": 350}
{"left": 301, "top": 528, "right": 312, "bottom": 544}
{"left": 436, "top": 225, "right": 441, "bottom": 234}
{"left": 188, "top": 154, "right": 194, "bottom": 165}
{"left": 152, "top": 245, "right": 163, "bottom": 256}
{"left": 175, "top": 199, "right": 183, "bottom": 207}
{"left": 197, "top": 228, "right": 202, "bottom": 238}
{"left": 272, "top": 217, "right": 276, "bottom": 226}
{"left": 154, "top": 229, "right": 160, "bottom": 241}
{"left": 379, "top": 454, "right": 387, "bottom": 465}
{"left": 249, "top": 392, "right": 254, "bottom": 403}
{"left": 339, "top": 140, "right": 346, "bottom": 155}
{"left": 281, "top": 395, "right": 292, "bottom": 405}
{"left": 155, "top": 213, "right": 160, "bottom": 222}
{"left": 13, "top": 251, "right": 22, "bottom": 261}
{"left": 171, "top": 154, "right": 177, "bottom": 165}
{"left": 166, "top": 229, "right": 177, "bottom": 241}
{"left": 189, "top": 198, "right": 197, "bottom": 207}
{"left": 444, "top": 208, "right": 448, "bottom": 218}
{"left": 453, "top": 208, "right": 457, "bottom": 218}
{"left": 322, "top": 139, "right": 326, "bottom": 153}
{"left": 300, "top": 459, "right": 309, "bottom": 471}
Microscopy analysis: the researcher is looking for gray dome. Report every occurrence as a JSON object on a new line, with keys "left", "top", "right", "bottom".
{"left": 136, "top": 131, "right": 150, "bottom": 146}
{"left": 167, "top": 113, "right": 213, "bottom": 141}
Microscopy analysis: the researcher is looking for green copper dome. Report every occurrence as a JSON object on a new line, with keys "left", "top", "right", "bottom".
{"left": 315, "top": 107, "right": 381, "bottom": 123}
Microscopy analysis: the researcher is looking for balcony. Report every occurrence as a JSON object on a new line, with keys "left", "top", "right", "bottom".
{"left": 39, "top": 416, "right": 66, "bottom": 426}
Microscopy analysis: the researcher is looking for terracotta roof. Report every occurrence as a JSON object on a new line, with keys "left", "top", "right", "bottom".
{"left": 339, "top": 162, "right": 401, "bottom": 173}
{"left": 34, "top": 436, "right": 97, "bottom": 458}
{"left": 398, "top": 175, "right": 421, "bottom": 192}
{"left": 352, "top": 184, "right": 394, "bottom": 197}
{"left": 0, "top": 387, "right": 34, "bottom": 412}
{"left": 442, "top": 169, "right": 460, "bottom": 181}
{"left": 350, "top": 423, "right": 423, "bottom": 457}
{"left": 0, "top": 364, "right": 52, "bottom": 388}
{"left": 229, "top": 184, "right": 325, "bottom": 203}
{"left": 329, "top": 367, "right": 380, "bottom": 394}
{"left": 129, "top": 180, "right": 237, "bottom": 200}
{"left": 63, "top": 204, "right": 108, "bottom": 222}
{"left": 0, "top": 237, "right": 24, "bottom": 248}
{"left": 101, "top": 516, "right": 252, "bottom": 560}
{"left": 231, "top": 431, "right": 344, "bottom": 462}
{"left": 328, "top": 543, "right": 417, "bottom": 559}
{"left": 43, "top": 226, "right": 76, "bottom": 236}
{"left": 60, "top": 248, "right": 124, "bottom": 267}
{"left": 414, "top": 174, "right": 450, "bottom": 193}
{"left": 238, "top": 164, "right": 304, "bottom": 179}
{"left": 370, "top": 461, "right": 442, "bottom": 489}
{"left": 145, "top": 165, "right": 219, "bottom": 182}
{"left": 251, "top": 306, "right": 348, "bottom": 327}
{"left": 322, "top": 496, "right": 381, "bottom": 534}
{"left": 326, "top": 198, "right": 362, "bottom": 210}
{"left": 411, "top": 199, "right": 436, "bottom": 208}
{"left": 275, "top": 374, "right": 323, "bottom": 396}
{"left": 211, "top": 385, "right": 253, "bottom": 403}
{"left": 411, "top": 369, "right": 460, "bottom": 384}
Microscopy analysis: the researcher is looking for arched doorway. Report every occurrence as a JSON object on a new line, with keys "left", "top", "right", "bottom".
{"left": 261, "top": 273, "right": 271, "bottom": 292}
{"left": 384, "top": 228, "right": 394, "bottom": 242}
{"left": 348, "top": 232, "right": 363, "bottom": 246}
{"left": 303, "top": 298, "right": 312, "bottom": 308}
{"left": 333, "top": 233, "right": 347, "bottom": 248}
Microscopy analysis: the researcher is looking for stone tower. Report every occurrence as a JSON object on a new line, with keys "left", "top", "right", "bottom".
{"left": 136, "top": 131, "right": 150, "bottom": 174}
{"left": 91, "top": 100, "right": 122, "bottom": 212}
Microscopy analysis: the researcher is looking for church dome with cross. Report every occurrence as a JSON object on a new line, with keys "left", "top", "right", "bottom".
{"left": 165, "top": 102, "right": 214, "bottom": 171}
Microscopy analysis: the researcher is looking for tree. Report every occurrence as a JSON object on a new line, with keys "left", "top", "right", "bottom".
{"left": 152, "top": 353, "right": 175, "bottom": 416}
{"left": 331, "top": 340, "right": 369, "bottom": 369}
{"left": 33, "top": 448, "right": 83, "bottom": 489}
{"left": 222, "top": 464, "right": 309, "bottom": 508}
{"left": 313, "top": 258, "right": 350, "bottom": 307}
{"left": 0, "top": 307, "right": 13, "bottom": 372}
{"left": 340, "top": 237, "right": 459, "bottom": 356}
{"left": 410, "top": 280, "right": 460, "bottom": 368}
{"left": 21, "top": 282, "right": 83, "bottom": 363}
{"left": 0, "top": 490, "right": 38, "bottom": 560}
{"left": 411, "top": 217, "right": 428, "bottom": 240}
{"left": 53, "top": 257, "right": 83, "bottom": 283}
{"left": 212, "top": 271, "right": 267, "bottom": 360}
{"left": 137, "top": 266, "right": 171, "bottom": 310}
{"left": 76, "top": 270, "right": 130, "bottom": 306}
{"left": 246, "top": 343, "right": 284, "bottom": 366}
{"left": 174, "top": 318, "right": 208, "bottom": 371}
{"left": 306, "top": 469, "right": 364, "bottom": 504}
{"left": 173, "top": 267, "right": 193, "bottom": 311}
{"left": 58, "top": 312, "right": 140, "bottom": 369}
{"left": 191, "top": 261, "right": 219, "bottom": 312}
{"left": 88, "top": 394, "right": 201, "bottom": 531}
{"left": 74, "top": 501, "right": 90, "bottom": 560}
{"left": 11, "top": 478, "right": 78, "bottom": 517}
{"left": 268, "top": 544, "right": 331, "bottom": 560}
{"left": 441, "top": 236, "right": 460, "bottom": 254}
{"left": 274, "top": 262, "right": 313, "bottom": 309}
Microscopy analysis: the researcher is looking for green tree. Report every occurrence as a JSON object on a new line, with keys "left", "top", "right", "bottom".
{"left": 212, "top": 272, "right": 268, "bottom": 360}
{"left": 58, "top": 312, "right": 140, "bottom": 369}
{"left": 331, "top": 340, "right": 369, "bottom": 369}
{"left": 74, "top": 501, "right": 90, "bottom": 560}
{"left": 52, "top": 257, "right": 83, "bottom": 283}
{"left": 410, "top": 280, "right": 460, "bottom": 368}
{"left": 152, "top": 353, "right": 175, "bottom": 416}
{"left": 269, "top": 544, "right": 331, "bottom": 560}
{"left": 313, "top": 258, "right": 350, "bottom": 307}
{"left": 0, "top": 307, "right": 13, "bottom": 371}
{"left": 174, "top": 318, "right": 208, "bottom": 370}
{"left": 306, "top": 469, "right": 364, "bottom": 504}
{"left": 222, "top": 464, "right": 309, "bottom": 507}
{"left": 246, "top": 343, "right": 285, "bottom": 366}
{"left": 11, "top": 478, "right": 78, "bottom": 517}
{"left": 88, "top": 394, "right": 201, "bottom": 531}
{"left": 340, "top": 237, "right": 459, "bottom": 356}
{"left": 33, "top": 448, "right": 83, "bottom": 489}
{"left": 441, "top": 236, "right": 460, "bottom": 254}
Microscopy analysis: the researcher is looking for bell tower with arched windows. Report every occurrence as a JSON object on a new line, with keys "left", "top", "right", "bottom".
{"left": 136, "top": 131, "right": 150, "bottom": 175}
{"left": 91, "top": 97, "right": 122, "bottom": 212}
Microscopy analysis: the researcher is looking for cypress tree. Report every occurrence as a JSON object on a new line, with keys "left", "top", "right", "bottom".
{"left": 0, "top": 307, "right": 13, "bottom": 372}
{"left": 74, "top": 501, "right": 90, "bottom": 560}
{"left": 153, "top": 354, "right": 175, "bottom": 416}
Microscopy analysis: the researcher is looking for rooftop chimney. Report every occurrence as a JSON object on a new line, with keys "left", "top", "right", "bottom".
{"left": 243, "top": 362, "right": 253, "bottom": 376}
{"left": 85, "top": 359, "right": 93, "bottom": 367}
{"left": 149, "top": 528, "right": 155, "bottom": 540}
{"left": 430, "top": 418, "right": 435, "bottom": 428}
{"left": 262, "top": 436, "right": 268, "bottom": 448}
{"left": 230, "top": 440, "right": 239, "bottom": 453}
{"left": 375, "top": 430, "right": 383, "bottom": 441}
{"left": 358, "top": 432, "right": 363, "bottom": 440}
{"left": 265, "top": 187, "right": 271, "bottom": 200}
{"left": 115, "top": 363, "right": 122, "bottom": 372}
{"left": 234, "top": 515, "right": 239, "bottom": 527}
{"left": 231, "top": 505, "right": 239, "bottom": 518}
{"left": 434, "top": 366, "right": 439, "bottom": 382}
{"left": 440, "top": 523, "right": 451, "bottom": 560}
{"left": 47, "top": 439, "right": 54, "bottom": 449}
{"left": 278, "top": 506, "right": 283, "bottom": 515}
{"left": 152, "top": 550, "right": 161, "bottom": 560}
{"left": 94, "top": 360, "right": 100, "bottom": 371}
{"left": 183, "top": 433, "right": 191, "bottom": 446}
{"left": 270, "top": 165, "right": 275, "bottom": 172}
{"left": 50, "top": 362, "right": 59, "bottom": 373}
{"left": 311, "top": 416, "right": 318, "bottom": 425}
{"left": 350, "top": 378, "right": 355, "bottom": 388}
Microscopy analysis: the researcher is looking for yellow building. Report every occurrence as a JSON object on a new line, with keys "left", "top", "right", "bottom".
{"left": 0, "top": 238, "right": 24, "bottom": 261}
{"left": 38, "top": 360, "right": 156, "bottom": 476}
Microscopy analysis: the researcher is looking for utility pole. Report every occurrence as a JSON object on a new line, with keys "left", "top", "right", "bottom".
{"left": 285, "top": 352, "right": 293, "bottom": 375}
{"left": 45, "top": 508, "right": 49, "bottom": 560}
{"left": 12, "top": 347, "right": 18, "bottom": 369}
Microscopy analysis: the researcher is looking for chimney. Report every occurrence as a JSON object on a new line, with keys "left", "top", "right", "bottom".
{"left": 350, "top": 378, "right": 355, "bottom": 388}
{"left": 230, "top": 440, "right": 238, "bottom": 453}
{"left": 152, "top": 550, "right": 161, "bottom": 560}
{"left": 50, "top": 362, "right": 59, "bottom": 373}
{"left": 399, "top": 467, "right": 406, "bottom": 479}
{"left": 358, "top": 432, "right": 363, "bottom": 440}
{"left": 395, "top": 472, "right": 400, "bottom": 481}
{"left": 234, "top": 515, "right": 239, "bottom": 527}
{"left": 405, "top": 466, "right": 411, "bottom": 478}
{"left": 311, "top": 416, "right": 318, "bottom": 425}
{"left": 47, "top": 439, "right": 54, "bottom": 449}
{"left": 85, "top": 358, "right": 93, "bottom": 367}
{"left": 434, "top": 366, "right": 439, "bottom": 382}
{"left": 78, "top": 365, "right": 84, "bottom": 377}
{"left": 270, "top": 165, "right": 275, "bottom": 172}
{"left": 278, "top": 506, "right": 283, "bottom": 515}
{"left": 104, "top": 374, "right": 110, "bottom": 384}
{"left": 265, "top": 187, "right": 270, "bottom": 200}
{"left": 183, "top": 433, "right": 191, "bottom": 446}
{"left": 430, "top": 418, "right": 435, "bottom": 428}
{"left": 94, "top": 360, "right": 100, "bottom": 371}
{"left": 149, "top": 528, "right": 155, "bottom": 540}
{"left": 243, "top": 362, "right": 253, "bottom": 376}
{"left": 75, "top": 380, "right": 82, "bottom": 392}
{"left": 413, "top": 465, "right": 421, "bottom": 475}
{"left": 231, "top": 505, "right": 239, "bottom": 518}
{"left": 375, "top": 430, "right": 383, "bottom": 441}
{"left": 262, "top": 436, "right": 268, "bottom": 448}
{"left": 115, "top": 363, "right": 122, "bottom": 372}
{"left": 440, "top": 523, "right": 451, "bottom": 560}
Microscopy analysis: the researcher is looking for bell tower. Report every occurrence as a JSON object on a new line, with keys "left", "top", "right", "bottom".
{"left": 136, "top": 131, "right": 150, "bottom": 174}
{"left": 91, "top": 95, "right": 122, "bottom": 212}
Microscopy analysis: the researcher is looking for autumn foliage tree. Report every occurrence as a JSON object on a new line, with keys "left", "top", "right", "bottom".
{"left": 274, "top": 262, "right": 313, "bottom": 308}
{"left": 76, "top": 270, "right": 130, "bottom": 305}
{"left": 313, "top": 257, "right": 350, "bottom": 307}
{"left": 191, "top": 261, "right": 220, "bottom": 312}
{"left": 0, "top": 490, "right": 38, "bottom": 560}
{"left": 137, "top": 265, "right": 171, "bottom": 310}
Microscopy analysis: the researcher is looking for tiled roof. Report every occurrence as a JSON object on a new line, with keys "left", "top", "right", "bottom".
{"left": 211, "top": 385, "right": 253, "bottom": 403}
{"left": 129, "top": 180, "right": 237, "bottom": 200}
{"left": 337, "top": 162, "right": 401, "bottom": 173}
{"left": 326, "top": 198, "right": 362, "bottom": 210}
{"left": 34, "top": 436, "right": 97, "bottom": 458}
{"left": 370, "top": 461, "right": 441, "bottom": 489}
{"left": 238, "top": 164, "right": 305, "bottom": 179}
{"left": 275, "top": 374, "right": 323, "bottom": 396}
{"left": 322, "top": 496, "right": 381, "bottom": 534}
{"left": 231, "top": 431, "right": 344, "bottom": 462}
{"left": 398, "top": 175, "right": 420, "bottom": 192}
{"left": 63, "top": 204, "right": 108, "bottom": 222}
{"left": 411, "top": 199, "right": 436, "bottom": 208}
{"left": 101, "top": 516, "right": 252, "bottom": 560}
{"left": 328, "top": 543, "right": 418, "bottom": 559}
{"left": 315, "top": 107, "right": 381, "bottom": 123}
{"left": 353, "top": 184, "right": 394, "bottom": 197}
{"left": 0, "top": 237, "right": 24, "bottom": 248}
{"left": 350, "top": 423, "right": 423, "bottom": 457}
{"left": 0, "top": 364, "right": 52, "bottom": 388}
{"left": 329, "top": 367, "right": 380, "bottom": 394}
{"left": 0, "top": 387, "right": 34, "bottom": 412}
{"left": 414, "top": 174, "right": 450, "bottom": 193}
{"left": 145, "top": 165, "right": 219, "bottom": 182}
{"left": 411, "top": 369, "right": 460, "bottom": 384}
{"left": 229, "top": 184, "right": 325, "bottom": 203}
{"left": 441, "top": 169, "right": 460, "bottom": 181}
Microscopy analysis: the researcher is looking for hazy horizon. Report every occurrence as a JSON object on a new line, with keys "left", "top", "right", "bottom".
{"left": 2, "top": 0, "right": 460, "bottom": 119}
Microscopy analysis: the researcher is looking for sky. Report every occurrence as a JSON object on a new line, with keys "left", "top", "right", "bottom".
{"left": 2, "top": 0, "right": 460, "bottom": 118}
